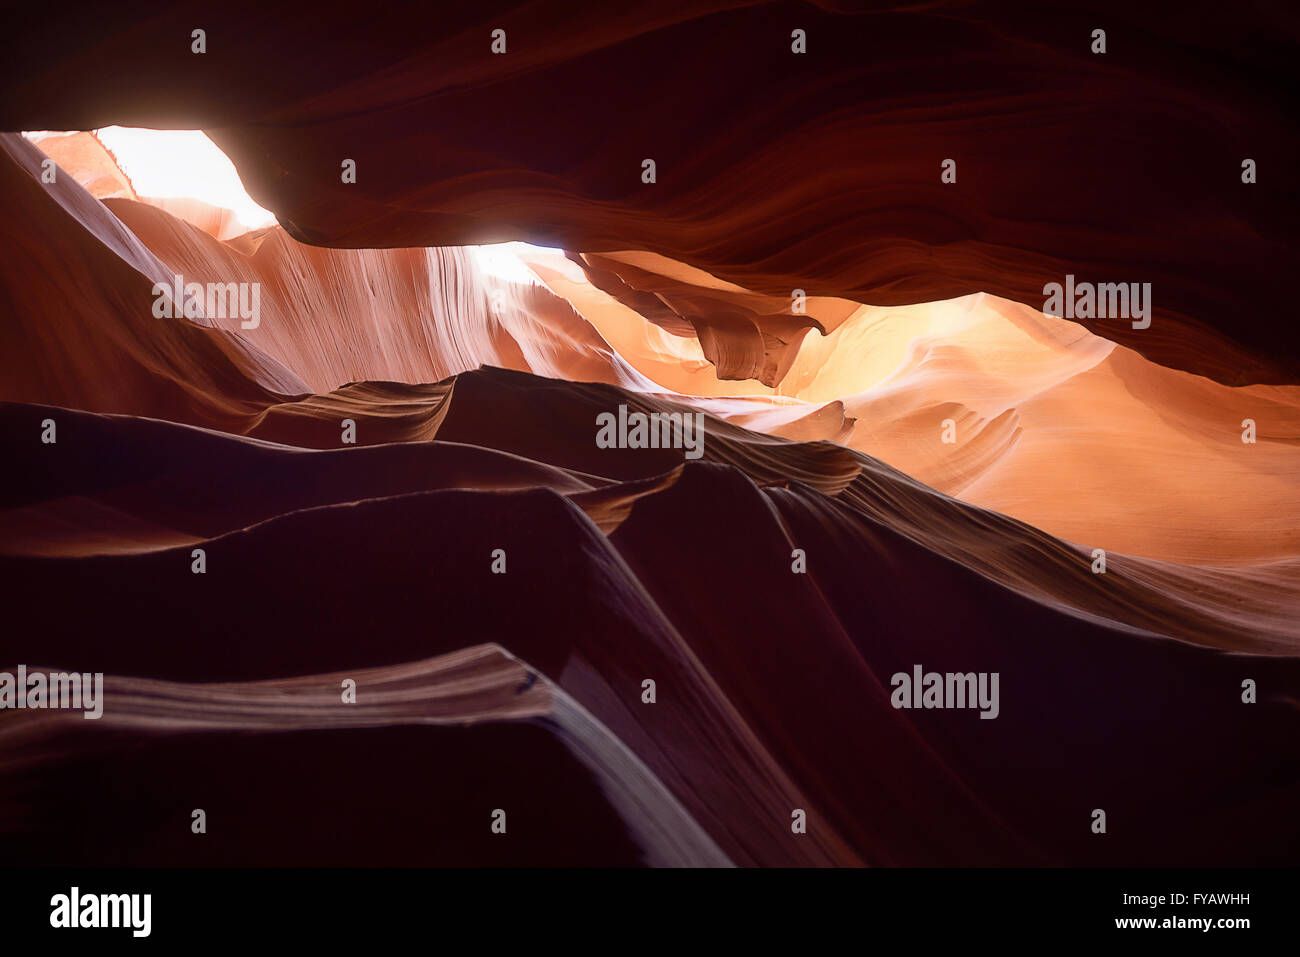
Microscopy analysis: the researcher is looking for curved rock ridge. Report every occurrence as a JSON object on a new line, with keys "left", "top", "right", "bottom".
{"left": 2, "top": 398, "right": 1298, "bottom": 866}
{"left": 0, "top": 644, "right": 732, "bottom": 867}
{"left": 2, "top": 1, "right": 1293, "bottom": 383}
{"left": 1, "top": 384, "right": 1295, "bottom": 653}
